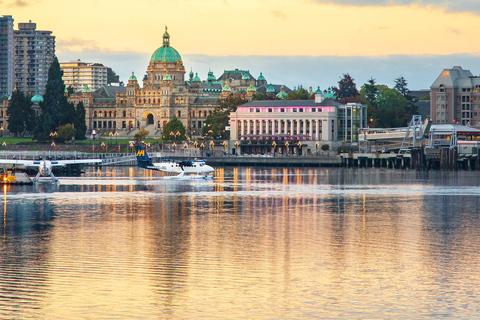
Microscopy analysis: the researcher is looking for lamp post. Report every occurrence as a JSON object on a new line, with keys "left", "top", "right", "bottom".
{"left": 285, "top": 141, "right": 289, "bottom": 155}
{"left": 272, "top": 141, "right": 276, "bottom": 156}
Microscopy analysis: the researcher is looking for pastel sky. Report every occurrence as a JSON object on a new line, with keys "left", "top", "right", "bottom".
{"left": 4, "top": 0, "right": 480, "bottom": 90}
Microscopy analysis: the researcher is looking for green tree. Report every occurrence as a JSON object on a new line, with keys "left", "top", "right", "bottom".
{"left": 287, "top": 88, "right": 310, "bottom": 100}
{"left": 134, "top": 127, "right": 149, "bottom": 143}
{"left": 394, "top": 76, "right": 410, "bottom": 99}
{"left": 107, "top": 68, "right": 119, "bottom": 84}
{"left": 34, "top": 56, "right": 72, "bottom": 141}
{"left": 56, "top": 124, "right": 76, "bottom": 142}
{"left": 335, "top": 73, "right": 359, "bottom": 101}
{"left": 162, "top": 117, "right": 186, "bottom": 141}
{"left": 374, "top": 85, "right": 410, "bottom": 128}
{"left": 202, "top": 95, "right": 247, "bottom": 139}
{"left": 7, "top": 89, "right": 36, "bottom": 136}
{"left": 74, "top": 101, "right": 87, "bottom": 140}
{"left": 360, "top": 78, "right": 378, "bottom": 108}
{"left": 252, "top": 93, "right": 265, "bottom": 101}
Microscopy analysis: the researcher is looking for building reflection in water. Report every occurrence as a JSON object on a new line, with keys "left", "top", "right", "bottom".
{"left": 1, "top": 167, "right": 480, "bottom": 318}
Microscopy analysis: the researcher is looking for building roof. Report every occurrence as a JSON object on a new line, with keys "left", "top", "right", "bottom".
{"left": 150, "top": 27, "right": 182, "bottom": 63}
{"left": 239, "top": 99, "right": 343, "bottom": 107}
{"left": 431, "top": 66, "right": 475, "bottom": 89}
{"left": 256, "top": 83, "right": 291, "bottom": 95}
{"left": 31, "top": 89, "right": 43, "bottom": 103}
{"left": 193, "top": 97, "right": 218, "bottom": 104}
{"left": 217, "top": 69, "right": 255, "bottom": 81}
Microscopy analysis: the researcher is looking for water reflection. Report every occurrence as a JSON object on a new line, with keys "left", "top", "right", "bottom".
{"left": 1, "top": 167, "right": 480, "bottom": 318}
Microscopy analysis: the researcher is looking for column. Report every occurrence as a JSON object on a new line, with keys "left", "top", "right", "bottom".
{"left": 309, "top": 120, "right": 313, "bottom": 140}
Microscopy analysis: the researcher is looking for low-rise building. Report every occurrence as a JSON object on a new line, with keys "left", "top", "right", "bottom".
{"left": 229, "top": 95, "right": 367, "bottom": 155}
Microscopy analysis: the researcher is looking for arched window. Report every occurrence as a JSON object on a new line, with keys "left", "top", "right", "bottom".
{"left": 123, "top": 111, "right": 126, "bottom": 117}
{"left": 163, "top": 111, "right": 167, "bottom": 117}
{"left": 148, "top": 98, "right": 150, "bottom": 104}
{"left": 94, "top": 111, "right": 97, "bottom": 117}
{"left": 143, "top": 98, "right": 146, "bottom": 103}
{"left": 192, "top": 111, "right": 195, "bottom": 117}
{"left": 177, "top": 111, "right": 181, "bottom": 117}
{"left": 109, "top": 111, "right": 112, "bottom": 117}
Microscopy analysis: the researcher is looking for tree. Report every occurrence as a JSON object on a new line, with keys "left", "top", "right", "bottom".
{"left": 374, "top": 85, "right": 410, "bottom": 128}
{"left": 7, "top": 89, "right": 35, "bottom": 136}
{"left": 252, "top": 93, "right": 265, "bottom": 101}
{"left": 74, "top": 101, "right": 87, "bottom": 140}
{"left": 56, "top": 124, "right": 76, "bottom": 142}
{"left": 134, "top": 127, "right": 149, "bottom": 143}
{"left": 394, "top": 76, "right": 410, "bottom": 100}
{"left": 360, "top": 78, "right": 378, "bottom": 108}
{"left": 162, "top": 117, "right": 186, "bottom": 141}
{"left": 107, "top": 68, "right": 119, "bottom": 84}
{"left": 335, "top": 73, "right": 359, "bottom": 101}
{"left": 202, "top": 94, "right": 247, "bottom": 139}
{"left": 33, "top": 56, "right": 72, "bottom": 141}
{"left": 287, "top": 88, "right": 310, "bottom": 100}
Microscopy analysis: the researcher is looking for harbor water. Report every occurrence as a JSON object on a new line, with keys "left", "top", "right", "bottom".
{"left": 1, "top": 166, "right": 480, "bottom": 319}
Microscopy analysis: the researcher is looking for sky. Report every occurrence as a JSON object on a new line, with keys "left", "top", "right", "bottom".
{"left": 4, "top": 0, "right": 480, "bottom": 90}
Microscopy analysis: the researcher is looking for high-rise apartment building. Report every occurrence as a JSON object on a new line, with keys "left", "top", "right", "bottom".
{"left": 0, "top": 15, "right": 14, "bottom": 98}
{"left": 14, "top": 20, "right": 55, "bottom": 96}
{"left": 60, "top": 60, "right": 108, "bottom": 92}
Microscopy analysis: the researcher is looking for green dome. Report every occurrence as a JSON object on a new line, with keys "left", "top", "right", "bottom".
{"left": 223, "top": 83, "right": 231, "bottom": 92}
{"left": 129, "top": 72, "right": 137, "bottom": 81}
{"left": 83, "top": 85, "right": 91, "bottom": 93}
{"left": 163, "top": 73, "right": 172, "bottom": 81}
{"left": 242, "top": 73, "right": 250, "bottom": 80}
{"left": 266, "top": 85, "right": 275, "bottom": 93}
{"left": 207, "top": 71, "right": 216, "bottom": 81}
{"left": 150, "top": 27, "right": 182, "bottom": 63}
{"left": 31, "top": 89, "right": 43, "bottom": 103}
{"left": 257, "top": 72, "right": 266, "bottom": 81}
{"left": 325, "top": 87, "right": 336, "bottom": 100}
{"left": 192, "top": 73, "right": 201, "bottom": 82}
{"left": 314, "top": 86, "right": 322, "bottom": 94}
{"left": 276, "top": 86, "right": 287, "bottom": 99}
{"left": 247, "top": 82, "right": 256, "bottom": 92}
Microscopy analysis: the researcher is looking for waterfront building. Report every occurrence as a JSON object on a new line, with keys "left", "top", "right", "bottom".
{"left": 14, "top": 20, "right": 55, "bottom": 96}
{"left": 60, "top": 60, "right": 108, "bottom": 92}
{"left": 431, "top": 66, "right": 480, "bottom": 126}
{"left": 67, "top": 27, "right": 221, "bottom": 138}
{"left": 0, "top": 15, "right": 14, "bottom": 99}
{"left": 229, "top": 94, "right": 367, "bottom": 155}
{"left": 66, "top": 27, "right": 287, "bottom": 139}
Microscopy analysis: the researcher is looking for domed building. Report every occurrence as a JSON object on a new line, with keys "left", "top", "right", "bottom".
{"left": 67, "top": 27, "right": 287, "bottom": 138}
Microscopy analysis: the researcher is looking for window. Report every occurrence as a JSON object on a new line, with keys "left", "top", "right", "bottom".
{"left": 268, "top": 108, "right": 272, "bottom": 112}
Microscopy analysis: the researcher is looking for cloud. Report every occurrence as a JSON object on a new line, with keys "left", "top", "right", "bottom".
{"left": 311, "top": 0, "right": 480, "bottom": 14}
{"left": 272, "top": 10, "right": 287, "bottom": 20}
{"left": 57, "top": 50, "right": 480, "bottom": 91}
{"left": 57, "top": 38, "right": 105, "bottom": 53}
{"left": 6, "top": 0, "right": 38, "bottom": 7}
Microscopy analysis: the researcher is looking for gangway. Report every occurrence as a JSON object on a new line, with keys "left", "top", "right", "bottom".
{"left": 101, "top": 154, "right": 137, "bottom": 165}
{"left": 398, "top": 115, "right": 426, "bottom": 155}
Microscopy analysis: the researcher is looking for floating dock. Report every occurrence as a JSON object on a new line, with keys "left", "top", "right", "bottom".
{"left": 1, "top": 172, "right": 33, "bottom": 184}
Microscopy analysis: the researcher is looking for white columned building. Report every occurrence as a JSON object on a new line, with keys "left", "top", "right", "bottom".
{"left": 229, "top": 95, "right": 368, "bottom": 155}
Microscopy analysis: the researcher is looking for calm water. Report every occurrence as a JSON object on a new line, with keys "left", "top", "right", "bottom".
{"left": 1, "top": 166, "right": 480, "bottom": 319}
